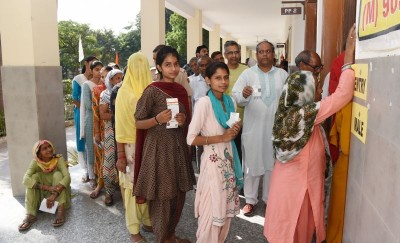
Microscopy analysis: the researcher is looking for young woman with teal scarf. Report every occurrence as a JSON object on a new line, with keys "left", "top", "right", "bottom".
{"left": 187, "top": 62, "right": 243, "bottom": 243}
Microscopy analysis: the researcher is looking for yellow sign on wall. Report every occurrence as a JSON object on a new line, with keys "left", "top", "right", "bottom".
{"left": 351, "top": 102, "right": 368, "bottom": 144}
{"left": 352, "top": 64, "right": 368, "bottom": 100}
{"left": 358, "top": 0, "right": 400, "bottom": 40}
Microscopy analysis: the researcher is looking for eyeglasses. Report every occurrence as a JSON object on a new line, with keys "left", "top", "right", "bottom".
{"left": 226, "top": 51, "right": 240, "bottom": 56}
{"left": 303, "top": 61, "right": 324, "bottom": 72}
{"left": 257, "top": 49, "right": 273, "bottom": 55}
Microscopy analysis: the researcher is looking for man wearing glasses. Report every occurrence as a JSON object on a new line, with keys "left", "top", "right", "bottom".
{"left": 223, "top": 40, "right": 248, "bottom": 168}
{"left": 232, "top": 40, "right": 288, "bottom": 216}
{"left": 295, "top": 50, "right": 324, "bottom": 102}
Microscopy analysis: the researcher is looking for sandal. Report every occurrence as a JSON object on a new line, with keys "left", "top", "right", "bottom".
{"left": 175, "top": 236, "right": 191, "bottom": 243}
{"left": 18, "top": 214, "right": 37, "bottom": 231}
{"left": 81, "top": 175, "right": 89, "bottom": 183}
{"left": 104, "top": 194, "right": 114, "bottom": 206}
{"left": 130, "top": 234, "right": 147, "bottom": 243}
{"left": 89, "top": 179, "right": 97, "bottom": 190}
{"left": 141, "top": 224, "right": 153, "bottom": 233}
{"left": 90, "top": 189, "right": 101, "bottom": 199}
{"left": 52, "top": 204, "right": 65, "bottom": 227}
{"left": 242, "top": 203, "right": 255, "bottom": 217}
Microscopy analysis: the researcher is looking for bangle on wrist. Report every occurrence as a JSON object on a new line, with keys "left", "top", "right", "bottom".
{"left": 342, "top": 62, "right": 354, "bottom": 67}
{"left": 205, "top": 136, "right": 209, "bottom": 145}
{"left": 154, "top": 116, "right": 162, "bottom": 125}
{"left": 118, "top": 156, "right": 126, "bottom": 160}
{"left": 341, "top": 64, "right": 353, "bottom": 72}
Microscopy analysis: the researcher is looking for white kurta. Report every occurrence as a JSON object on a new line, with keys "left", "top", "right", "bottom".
{"left": 232, "top": 66, "right": 288, "bottom": 176}
{"left": 189, "top": 75, "right": 210, "bottom": 110}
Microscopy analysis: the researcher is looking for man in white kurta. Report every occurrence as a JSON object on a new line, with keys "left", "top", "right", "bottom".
{"left": 232, "top": 41, "right": 288, "bottom": 216}
{"left": 189, "top": 56, "right": 212, "bottom": 110}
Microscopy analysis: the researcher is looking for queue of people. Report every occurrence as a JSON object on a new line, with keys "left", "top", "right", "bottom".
{"left": 18, "top": 24, "right": 356, "bottom": 243}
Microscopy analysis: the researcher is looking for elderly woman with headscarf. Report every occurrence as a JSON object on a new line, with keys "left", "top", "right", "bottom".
{"left": 99, "top": 69, "right": 123, "bottom": 206}
{"left": 264, "top": 25, "right": 356, "bottom": 243}
{"left": 18, "top": 140, "right": 71, "bottom": 231}
{"left": 115, "top": 52, "right": 153, "bottom": 243}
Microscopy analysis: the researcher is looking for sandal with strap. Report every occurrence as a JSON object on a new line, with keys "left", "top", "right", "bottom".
{"left": 141, "top": 224, "right": 153, "bottom": 233}
{"left": 53, "top": 204, "right": 65, "bottom": 227}
{"left": 90, "top": 188, "right": 101, "bottom": 199}
{"left": 130, "top": 234, "right": 148, "bottom": 243}
{"left": 242, "top": 203, "right": 255, "bottom": 217}
{"left": 18, "top": 214, "right": 37, "bottom": 231}
{"left": 104, "top": 194, "right": 114, "bottom": 206}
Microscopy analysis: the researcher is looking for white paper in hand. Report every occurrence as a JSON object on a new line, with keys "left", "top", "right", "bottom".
{"left": 226, "top": 112, "right": 241, "bottom": 128}
{"left": 39, "top": 199, "right": 58, "bottom": 214}
{"left": 166, "top": 98, "right": 179, "bottom": 129}
{"left": 252, "top": 85, "right": 262, "bottom": 97}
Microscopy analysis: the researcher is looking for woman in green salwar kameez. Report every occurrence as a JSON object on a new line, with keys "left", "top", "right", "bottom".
{"left": 18, "top": 140, "right": 71, "bottom": 231}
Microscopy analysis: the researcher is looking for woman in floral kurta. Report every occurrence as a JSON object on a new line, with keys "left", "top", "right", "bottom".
{"left": 187, "top": 62, "right": 242, "bottom": 243}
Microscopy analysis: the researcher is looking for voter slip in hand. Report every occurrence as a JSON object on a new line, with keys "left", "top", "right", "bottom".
{"left": 252, "top": 85, "right": 262, "bottom": 97}
{"left": 226, "top": 112, "right": 241, "bottom": 128}
{"left": 39, "top": 199, "right": 59, "bottom": 214}
{"left": 166, "top": 98, "right": 179, "bottom": 129}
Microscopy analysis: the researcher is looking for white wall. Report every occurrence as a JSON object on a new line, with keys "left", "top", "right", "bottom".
{"left": 288, "top": 15, "right": 305, "bottom": 65}
{"left": 315, "top": 0, "right": 324, "bottom": 56}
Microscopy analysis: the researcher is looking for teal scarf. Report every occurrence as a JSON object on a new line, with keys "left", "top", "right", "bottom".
{"left": 208, "top": 90, "right": 244, "bottom": 190}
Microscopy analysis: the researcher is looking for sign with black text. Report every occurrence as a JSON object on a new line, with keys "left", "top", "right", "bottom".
{"left": 281, "top": 7, "right": 302, "bottom": 15}
{"left": 352, "top": 64, "right": 368, "bottom": 100}
{"left": 351, "top": 102, "right": 368, "bottom": 144}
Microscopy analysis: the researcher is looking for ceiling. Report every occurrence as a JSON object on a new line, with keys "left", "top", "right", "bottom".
{"left": 166, "top": 0, "right": 300, "bottom": 49}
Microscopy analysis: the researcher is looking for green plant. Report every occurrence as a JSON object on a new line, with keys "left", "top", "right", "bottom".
{"left": 63, "top": 79, "right": 73, "bottom": 105}
{"left": 0, "top": 110, "right": 6, "bottom": 137}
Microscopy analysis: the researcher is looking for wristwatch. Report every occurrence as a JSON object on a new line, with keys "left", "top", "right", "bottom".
{"left": 154, "top": 116, "right": 162, "bottom": 125}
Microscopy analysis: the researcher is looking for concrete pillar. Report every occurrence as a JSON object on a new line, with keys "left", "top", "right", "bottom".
{"left": 141, "top": 0, "right": 165, "bottom": 65}
{"left": 187, "top": 9, "right": 202, "bottom": 60}
{"left": 209, "top": 25, "right": 221, "bottom": 53}
{"left": 0, "top": 0, "right": 67, "bottom": 196}
{"left": 241, "top": 45, "right": 247, "bottom": 63}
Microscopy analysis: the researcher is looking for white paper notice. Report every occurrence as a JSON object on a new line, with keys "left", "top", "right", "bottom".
{"left": 39, "top": 199, "right": 58, "bottom": 214}
{"left": 226, "top": 112, "right": 241, "bottom": 128}
{"left": 166, "top": 98, "right": 179, "bottom": 129}
{"left": 252, "top": 85, "right": 261, "bottom": 97}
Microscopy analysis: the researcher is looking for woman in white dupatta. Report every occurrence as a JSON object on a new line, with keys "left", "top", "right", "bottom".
{"left": 80, "top": 60, "right": 104, "bottom": 189}
{"left": 72, "top": 56, "right": 97, "bottom": 182}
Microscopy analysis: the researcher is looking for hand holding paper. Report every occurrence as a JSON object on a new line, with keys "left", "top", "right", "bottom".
{"left": 226, "top": 112, "right": 241, "bottom": 128}
{"left": 175, "top": 113, "right": 186, "bottom": 126}
{"left": 242, "top": 86, "right": 253, "bottom": 98}
{"left": 156, "top": 109, "right": 172, "bottom": 124}
{"left": 39, "top": 199, "right": 59, "bottom": 214}
{"left": 166, "top": 98, "right": 179, "bottom": 129}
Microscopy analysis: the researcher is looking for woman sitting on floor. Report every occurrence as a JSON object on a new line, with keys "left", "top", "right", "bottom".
{"left": 18, "top": 140, "right": 71, "bottom": 231}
